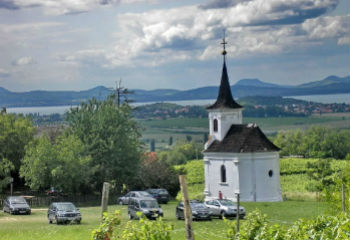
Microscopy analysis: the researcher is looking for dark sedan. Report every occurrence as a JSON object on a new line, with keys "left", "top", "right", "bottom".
{"left": 176, "top": 200, "right": 211, "bottom": 221}
{"left": 3, "top": 196, "right": 31, "bottom": 215}
{"left": 146, "top": 189, "right": 170, "bottom": 204}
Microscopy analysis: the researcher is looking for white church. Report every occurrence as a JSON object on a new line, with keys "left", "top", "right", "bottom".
{"left": 203, "top": 39, "right": 282, "bottom": 202}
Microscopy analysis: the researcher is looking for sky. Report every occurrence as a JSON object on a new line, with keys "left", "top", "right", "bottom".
{"left": 0, "top": 0, "right": 349, "bottom": 92}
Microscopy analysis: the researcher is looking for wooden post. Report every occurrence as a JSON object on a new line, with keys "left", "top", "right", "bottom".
{"left": 235, "top": 191, "right": 240, "bottom": 237}
{"left": 101, "top": 182, "right": 110, "bottom": 222}
{"left": 342, "top": 183, "right": 345, "bottom": 212}
{"left": 10, "top": 177, "right": 13, "bottom": 196}
{"left": 179, "top": 175, "right": 194, "bottom": 240}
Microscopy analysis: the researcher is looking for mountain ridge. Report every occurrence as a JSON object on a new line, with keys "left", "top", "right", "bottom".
{"left": 1, "top": 75, "right": 349, "bottom": 108}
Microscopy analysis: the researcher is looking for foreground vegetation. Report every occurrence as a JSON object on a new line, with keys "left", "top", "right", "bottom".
{"left": 0, "top": 201, "right": 329, "bottom": 240}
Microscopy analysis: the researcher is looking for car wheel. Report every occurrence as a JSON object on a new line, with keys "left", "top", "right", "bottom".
{"left": 128, "top": 213, "right": 133, "bottom": 220}
{"left": 49, "top": 218, "right": 52, "bottom": 224}
{"left": 55, "top": 217, "right": 60, "bottom": 225}
{"left": 77, "top": 220, "right": 81, "bottom": 224}
{"left": 119, "top": 200, "right": 123, "bottom": 205}
{"left": 219, "top": 211, "right": 225, "bottom": 219}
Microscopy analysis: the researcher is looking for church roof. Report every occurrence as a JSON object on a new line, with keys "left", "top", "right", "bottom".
{"left": 204, "top": 124, "right": 280, "bottom": 153}
{"left": 206, "top": 58, "right": 242, "bottom": 110}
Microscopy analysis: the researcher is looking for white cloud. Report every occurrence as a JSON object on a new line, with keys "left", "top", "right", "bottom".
{"left": 47, "top": 0, "right": 349, "bottom": 69}
{"left": 0, "top": 68, "right": 10, "bottom": 77}
{"left": 95, "top": 0, "right": 344, "bottom": 67}
{"left": 302, "top": 15, "right": 349, "bottom": 44}
{"left": 0, "top": 0, "right": 156, "bottom": 15}
{"left": 12, "top": 56, "right": 36, "bottom": 66}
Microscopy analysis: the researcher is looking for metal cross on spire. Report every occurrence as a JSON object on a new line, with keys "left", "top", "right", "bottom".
{"left": 221, "top": 30, "right": 227, "bottom": 61}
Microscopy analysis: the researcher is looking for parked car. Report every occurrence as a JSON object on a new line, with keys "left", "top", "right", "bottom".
{"left": 118, "top": 191, "right": 153, "bottom": 205}
{"left": 3, "top": 196, "right": 31, "bottom": 215}
{"left": 146, "top": 188, "right": 170, "bottom": 204}
{"left": 47, "top": 202, "right": 82, "bottom": 224}
{"left": 176, "top": 200, "right": 211, "bottom": 221}
{"left": 205, "top": 199, "right": 246, "bottom": 219}
{"left": 128, "top": 197, "right": 163, "bottom": 220}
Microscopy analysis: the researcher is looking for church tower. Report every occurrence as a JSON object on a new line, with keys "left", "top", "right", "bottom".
{"left": 206, "top": 37, "right": 242, "bottom": 144}
{"left": 203, "top": 35, "right": 282, "bottom": 202}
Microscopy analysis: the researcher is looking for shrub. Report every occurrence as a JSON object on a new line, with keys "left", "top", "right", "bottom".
{"left": 91, "top": 211, "right": 174, "bottom": 240}
{"left": 225, "top": 209, "right": 350, "bottom": 240}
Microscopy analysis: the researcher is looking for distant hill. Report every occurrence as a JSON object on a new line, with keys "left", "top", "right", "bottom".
{"left": 235, "top": 78, "right": 291, "bottom": 88}
{"left": 0, "top": 75, "right": 349, "bottom": 107}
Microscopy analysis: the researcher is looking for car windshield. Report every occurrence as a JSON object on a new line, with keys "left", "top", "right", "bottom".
{"left": 190, "top": 203, "right": 206, "bottom": 209}
{"left": 140, "top": 200, "right": 159, "bottom": 208}
{"left": 10, "top": 197, "right": 26, "bottom": 204}
{"left": 158, "top": 189, "right": 168, "bottom": 194}
{"left": 219, "top": 199, "right": 236, "bottom": 206}
{"left": 57, "top": 203, "right": 76, "bottom": 211}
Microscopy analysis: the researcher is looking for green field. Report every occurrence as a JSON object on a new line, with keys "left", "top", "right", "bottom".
{"left": 138, "top": 114, "right": 350, "bottom": 150}
{"left": 0, "top": 200, "right": 327, "bottom": 240}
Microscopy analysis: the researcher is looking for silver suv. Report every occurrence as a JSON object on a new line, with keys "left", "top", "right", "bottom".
{"left": 205, "top": 199, "right": 245, "bottom": 219}
{"left": 47, "top": 202, "right": 82, "bottom": 224}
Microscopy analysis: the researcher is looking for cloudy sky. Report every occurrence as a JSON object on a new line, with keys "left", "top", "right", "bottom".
{"left": 0, "top": 0, "right": 349, "bottom": 91}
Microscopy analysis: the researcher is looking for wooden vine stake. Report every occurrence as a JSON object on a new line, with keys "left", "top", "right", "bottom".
{"left": 342, "top": 183, "right": 345, "bottom": 212}
{"left": 101, "top": 182, "right": 110, "bottom": 222}
{"left": 179, "top": 175, "right": 194, "bottom": 240}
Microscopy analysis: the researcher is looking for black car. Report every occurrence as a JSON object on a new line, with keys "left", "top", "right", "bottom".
{"left": 146, "top": 189, "right": 170, "bottom": 204}
{"left": 3, "top": 196, "right": 31, "bottom": 215}
{"left": 47, "top": 202, "right": 82, "bottom": 224}
{"left": 176, "top": 200, "right": 211, "bottom": 221}
{"left": 128, "top": 197, "right": 163, "bottom": 220}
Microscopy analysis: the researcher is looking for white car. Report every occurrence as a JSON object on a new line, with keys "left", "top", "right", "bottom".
{"left": 205, "top": 199, "right": 245, "bottom": 219}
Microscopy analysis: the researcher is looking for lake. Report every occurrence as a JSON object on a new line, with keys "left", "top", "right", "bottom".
{"left": 6, "top": 93, "right": 349, "bottom": 115}
{"left": 286, "top": 93, "right": 350, "bottom": 104}
{"left": 6, "top": 99, "right": 216, "bottom": 115}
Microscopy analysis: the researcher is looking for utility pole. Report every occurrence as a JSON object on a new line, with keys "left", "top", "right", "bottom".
{"left": 179, "top": 175, "right": 194, "bottom": 240}
{"left": 109, "top": 78, "right": 133, "bottom": 107}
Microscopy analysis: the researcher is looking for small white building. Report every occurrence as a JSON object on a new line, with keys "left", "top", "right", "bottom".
{"left": 203, "top": 45, "right": 282, "bottom": 202}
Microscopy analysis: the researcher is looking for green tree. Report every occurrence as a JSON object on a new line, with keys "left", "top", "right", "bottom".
{"left": 0, "top": 113, "right": 34, "bottom": 191}
{"left": 274, "top": 127, "right": 349, "bottom": 159}
{"left": 20, "top": 134, "right": 92, "bottom": 194}
{"left": 305, "top": 159, "right": 334, "bottom": 193}
{"left": 66, "top": 95, "right": 142, "bottom": 191}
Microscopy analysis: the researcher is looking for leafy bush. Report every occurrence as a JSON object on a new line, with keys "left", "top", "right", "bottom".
{"left": 91, "top": 211, "right": 121, "bottom": 240}
{"left": 225, "top": 209, "right": 350, "bottom": 240}
{"left": 91, "top": 211, "right": 174, "bottom": 240}
{"left": 174, "top": 160, "right": 204, "bottom": 200}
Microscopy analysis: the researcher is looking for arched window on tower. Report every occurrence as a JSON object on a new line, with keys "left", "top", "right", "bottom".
{"left": 213, "top": 119, "right": 218, "bottom": 132}
{"left": 220, "top": 165, "right": 226, "bottom": 183}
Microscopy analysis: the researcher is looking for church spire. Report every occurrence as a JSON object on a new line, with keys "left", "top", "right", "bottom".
{"left": 207, "top": 33, "right": 242, "bottom": 110}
